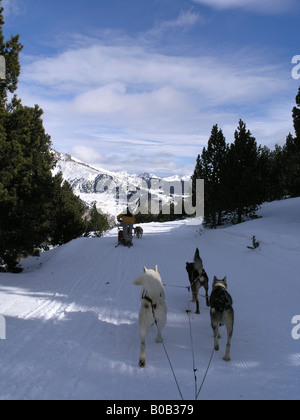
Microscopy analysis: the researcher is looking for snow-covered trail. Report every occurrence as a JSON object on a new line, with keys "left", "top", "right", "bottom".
{"left": 0, "top": 199, "right": 300, "bottom": 400}
{"left": 0, "top": 223, "right": 196, "bottom": 400}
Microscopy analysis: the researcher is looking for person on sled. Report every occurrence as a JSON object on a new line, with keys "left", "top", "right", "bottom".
{"left": 117, "top": 208, "right": 135, "bottom": 246}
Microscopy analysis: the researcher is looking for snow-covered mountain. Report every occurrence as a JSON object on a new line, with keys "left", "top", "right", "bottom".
{"left": 52, "top": 150, "right": 191, "bottom": 217}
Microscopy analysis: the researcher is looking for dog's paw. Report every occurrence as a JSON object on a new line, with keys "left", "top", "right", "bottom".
{"left": 195, "top": 310, "right": 200, "bottom": 315}
{"left": 139, "top": 359, "right": 146, "bottom": 368}
{"left": 214, "top": 344, "right": 220, "bottom": 351}
{"left": 155, "top": 337, "right": 163, "bottom": 343}
{"left": 223, "top": 356, "right": 231, "bottom": 362}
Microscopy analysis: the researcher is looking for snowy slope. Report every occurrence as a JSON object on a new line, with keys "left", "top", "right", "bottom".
{"left": 0, "top": 198, "right": 300, "bottom": 400}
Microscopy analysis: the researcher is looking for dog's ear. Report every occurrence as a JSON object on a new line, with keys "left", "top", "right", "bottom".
{"left": 154, "top": 265, "right": 158, "bottom": 273}
{"left": 144, "top": 267, "right": 148, "bottom": 273}
{"left": 223, "top": 276, "right": 227, "bottom": 285}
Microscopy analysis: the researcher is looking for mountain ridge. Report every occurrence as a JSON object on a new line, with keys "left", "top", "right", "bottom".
{"left": 52, "top": 149, "right": 191, "bottom": 217}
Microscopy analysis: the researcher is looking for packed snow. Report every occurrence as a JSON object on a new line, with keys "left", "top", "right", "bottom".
{"left": 0, "top": 198, "right": 300, "bottom": 400}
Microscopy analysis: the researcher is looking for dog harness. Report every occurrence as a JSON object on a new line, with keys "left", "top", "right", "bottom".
{"left": 190, "top": 268, "right": 207, "bottom": 287}
{"left": 142, "top": 292, "right": 158, "bottom": 324}
{"left": 211, "top": 286, "right": 233, "bottom": 313}
{"left": 142, "top": 295, "right": 156, "bottom": 307}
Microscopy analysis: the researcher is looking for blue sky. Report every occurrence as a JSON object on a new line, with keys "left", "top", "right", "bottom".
{"left": 2, "top": 0, "right": 300, "bottom": 176}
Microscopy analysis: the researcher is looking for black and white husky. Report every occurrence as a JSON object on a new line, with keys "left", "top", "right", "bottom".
{"left": 186, "top": 248, "right": 210, "bottom": 314}
{"left": 210, "top": 276, "right": 234, "bottom": 362}
{"left": 133, "top": 266, "right": 167, "bottom": 368}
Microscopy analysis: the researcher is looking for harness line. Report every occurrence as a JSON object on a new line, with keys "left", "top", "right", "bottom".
{"left": 196, "top": 347, "right": 215, "bottom": 400}
{"left": 186, "top": 309, "right": 198, "bottom": 400}
{"left": 145, "top": 297, "right": 185, "bottom": 401}
{"left": 185, "top": 284, "right": 215, "bottom": 401}
{"left": 145, "top": 282, "right": 216, "bottom": 400}
{"left": 163, "top": 284, "right": 190, "bottom": 290}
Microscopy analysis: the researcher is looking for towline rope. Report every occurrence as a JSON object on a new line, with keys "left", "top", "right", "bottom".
{"left": 185, "top": 284, "right": 215, "bottom": 400}
{"left": 147, "top": 298, "right": 185, "bottom": 401}
{"left": 149, "top": 282, "right": 215, "bottom": 400}
{"left": 196, "top": 348, "right": 215, "bottom": 400}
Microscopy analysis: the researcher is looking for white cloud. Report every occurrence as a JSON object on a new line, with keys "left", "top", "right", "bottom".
{"left": 2, "top": 0, "right": 25, "bottom": 16}
{"left": 22, "top": 43, "right": 288, "bottom": 107}
{"left": 150, "top": 10, "right": 206, "bottom": 35}
{"left": 18, "top": 32, "right": 294, "bottom": 176}
{"left": 191, "top": 0, "right": 297, "bottom": 14}
{"left": 71, "top": 83, "right": 193, "bottom": 125}
{"left": 71, "top": 145, "right": 104, "bottom": 165}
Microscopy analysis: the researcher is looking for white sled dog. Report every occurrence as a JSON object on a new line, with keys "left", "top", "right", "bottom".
{"left": 133, "top": 266, "right": 167, "bottom": 368}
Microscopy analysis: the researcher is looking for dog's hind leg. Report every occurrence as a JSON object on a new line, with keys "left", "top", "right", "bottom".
{"left": 223, "top": 309, "right": 234, "bottom": 362}
{"left": 195, "top": 296, "right": 200, "bottom": 314}
{"left": 139, "top": 340, "right": 146, "bottom": 368}
{"left": 139, "top": 323, "right": 151, "bottom": 368}
{"left": 213, "top": 325, "right": 220, "bottom": 352}
{"left": 192, "top": 284, "right": 200, "bottom": 314}
{"left": 211, "top": 309, "right": 220, "bottom": 351}
{"left": 204, "top": 285, "right": 210, "bottom": 307}
{"left": 155, "top": 320, "right": 164, "bottom": 343}
{"left": 138, "top": 307, "right": 153, "bottom": 368}
{"left": 191, "top": 285, "right": 196, "bottom": 303}
{"left": 155, "top": 330, "right": 163, "bottom": 343}
{"left": 154, "top": 307, "right": 166, "bottom": 343}
{"left": 212, "top": 324, "right": 220, "bottom": 352}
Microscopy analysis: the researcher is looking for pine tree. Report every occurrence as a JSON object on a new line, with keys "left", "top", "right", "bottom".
{"left": 204, "top": 125, "right": 227, "bottom": 227}
{"left": 258, "top": 145, "right": 286, "bottom": 202}
{"left": 0, "top": 101, "right": 56, "bottom": 270}
{"left": 0, "top": 3, "right": 88, "bottom": 271}
{"left": 284, "top": 132, "right": 300, "bottom": 197}
{"left": 225, "top": 120, "right": 260, "bottom": 224}
{"left": 192, "top": 125, "right": 228, "bottom": 227}
{"left": 86, "top": 204, "right": 109, "bottom": 237}
{"left": 285, "top": 87, "right": 300, "bottom": 197}
{"left": 49, "top": 176, "right": 86, "bottom": 246}
{"left": 192, "top": 155, "right": 203, "bottom": 207}
{"left": 292, "top": 87, "right": 300, "bottom": 141}
{"left": 0, "top": 4, "right": 23, "bottom": 107}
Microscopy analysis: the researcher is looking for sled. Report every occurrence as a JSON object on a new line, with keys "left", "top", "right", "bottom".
{"left": 115, "top": 228, "right": 133, "bottom": 248}
{"left": 116, "top": 211, "right": 135, "bottom": 248}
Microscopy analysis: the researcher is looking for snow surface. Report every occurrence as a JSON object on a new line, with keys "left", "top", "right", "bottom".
{"left": 0, "top": 198, "right": 300, "bottom": 400}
